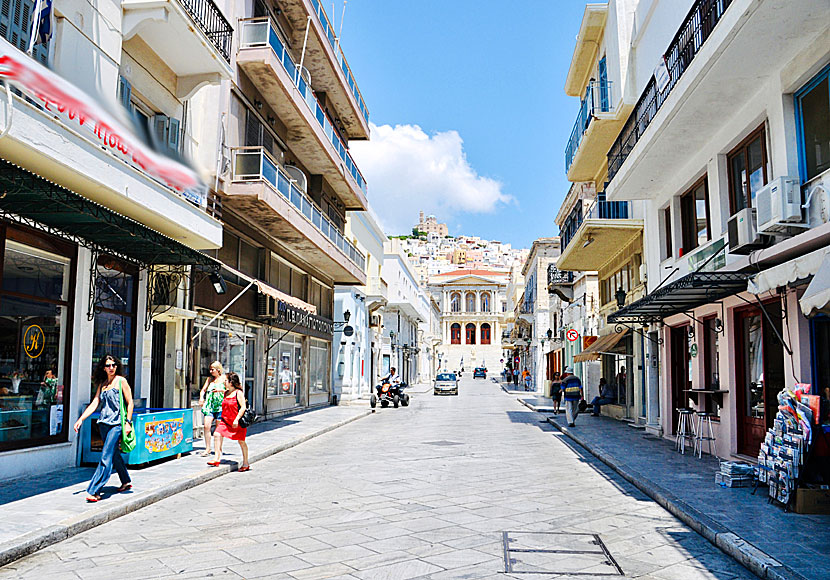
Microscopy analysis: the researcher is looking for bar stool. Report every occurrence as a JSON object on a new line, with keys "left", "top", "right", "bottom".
{"left": 694, "top": 411, "right": 717, "bottom": 459}
{"left": 675, "top": 408, "right": 696, "bottom": 454}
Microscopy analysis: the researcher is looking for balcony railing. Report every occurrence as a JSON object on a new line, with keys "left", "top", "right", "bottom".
{"left": 231, "top": 146, "right": 366, "bottom": 271}
{"left": 308, "top": 0, "right": 369, "bottom": 124}
{"left": 239, "top": 18, "right": 368, "bottom": 196}
{"left": 565, "top": 79, "right": 613, "bottom": 173}
{"left": 179, "top": 0, "right": 233, "bottom": 61}
{"left": 607, "top": 0, "right": 733, "bottom": 183}
{"left": 560, "top": 199, "right": 630, "bottom": 251}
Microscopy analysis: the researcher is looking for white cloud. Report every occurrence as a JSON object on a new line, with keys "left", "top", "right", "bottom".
{"left": 350, "top": 124, "right": 512, "bottom": 234}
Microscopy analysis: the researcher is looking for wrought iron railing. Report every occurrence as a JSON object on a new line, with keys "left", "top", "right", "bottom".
{"left": 179, "top": 0, "right": 233, "bottom": 62}
{"left": 548, "top": 264, "right": 574, "bottom": 286}
{"left": 239, "top": 18, "right": 368, "bottom": 196}
{"left": 231, "top": 146, "right": 366, "bottom": 271}
{"left": 308, "top": 0, "right": 370, "bottom": 124}
{"left": 560, "top": 199, "right": 630, "bottom": 251}
{"left": 607, "top": 0, "right": 733, "bottom": 182}
{"left": 565, "top": 79, "right": 613, "bottom": 173}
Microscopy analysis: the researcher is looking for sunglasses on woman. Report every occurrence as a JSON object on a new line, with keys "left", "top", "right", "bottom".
{"left": 104, "top": 363, "right": 117, "bottom": 368}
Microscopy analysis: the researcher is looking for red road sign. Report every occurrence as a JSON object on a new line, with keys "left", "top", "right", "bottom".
{"left": 566, "top": 329, "right": 579, "bottom": 342}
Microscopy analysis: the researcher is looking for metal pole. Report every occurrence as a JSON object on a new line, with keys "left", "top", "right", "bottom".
{"left": 298, "top": 16, "right": 311, "bottom": 84}
{"left": 192, "top": 278, "right": 256, "bottom": 343}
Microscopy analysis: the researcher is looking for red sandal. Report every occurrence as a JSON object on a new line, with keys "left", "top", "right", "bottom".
{"left": 207, "top": 461, "right": 221, "bottom": 466}
{"left": 238, "top": 465, "right": 251, "bottom": 472}
{"left": 116, "top": 483, "right": 132, "bottom": 493}
{"left": 85, "top": 495, "right": 101, "bottom": 503}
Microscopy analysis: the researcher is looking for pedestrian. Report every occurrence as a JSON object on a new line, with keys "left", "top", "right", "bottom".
{"left": 550, "top": 371, "right": 562, "bottom": 414}
{"left": 522, "top": 368, "right": 531, "bottom": 391}
{"left": 512, "top": 367, "right": 519, "bottom": 386}
{"left": 590, "top": 378, "right": 616, "bottom": 416}
{"left": 561, "top": 366, "right": 583, "bottom": 427}
{"left": 199, "top": 361, "right": 227, "bottom": 456}
{"left": 208, "top": 372, "right": 250, "bottom": 471}
{"left": 73, "top": 355, "right": 133, "bottom": 502}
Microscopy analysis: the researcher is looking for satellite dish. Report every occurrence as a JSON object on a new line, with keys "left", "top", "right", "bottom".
{"left": 284, "top": 164, "right": 307, "bottom": 194}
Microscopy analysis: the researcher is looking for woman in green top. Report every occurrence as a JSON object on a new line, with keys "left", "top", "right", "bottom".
{"left": 199, "top": 361, "right": 226, "bottom": 456}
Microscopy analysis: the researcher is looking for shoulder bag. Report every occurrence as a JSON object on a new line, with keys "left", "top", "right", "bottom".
{"left": 238, "top": 391, "right": 256, "bottom": 428}
{"left": 119, "top": 378, "right": 137, "bottom": 452}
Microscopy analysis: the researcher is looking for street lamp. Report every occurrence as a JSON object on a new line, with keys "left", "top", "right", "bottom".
{"left": 615, "top": 287, "right": 627, "bottom": 309}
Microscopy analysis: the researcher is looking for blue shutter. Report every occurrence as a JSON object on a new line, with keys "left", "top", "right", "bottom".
{"left": 598, "top": 56, "right": 609, "bottom": 112}
{"left": 0, "top": 0, "right": 48, "bottom": 64}
{"left": 167, "top": 117, "right": 180, "bottom": 153}
{"left": 152, "top": 114, "right": 168, "bottom": 150}
{"left": 118, "top": 76, "right": 132, "bottom": 112}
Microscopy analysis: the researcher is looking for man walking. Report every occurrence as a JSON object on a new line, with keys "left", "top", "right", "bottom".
{"left": 561, "top": 366, "right": 583, "bottom": 427}
{"left": 512, "top": 367, "right": 519, "bottom": 387}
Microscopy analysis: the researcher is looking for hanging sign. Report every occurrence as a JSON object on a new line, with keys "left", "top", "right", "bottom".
{"left": 23, "top": 325, "right": 45, "bottom": 358}
{"left": 566, "top": 329, "right": 580, "bottom": 342}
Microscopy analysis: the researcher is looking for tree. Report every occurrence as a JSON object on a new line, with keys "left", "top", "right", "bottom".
{"left": 412, "top": 228, "right": 426, "bottom": 238}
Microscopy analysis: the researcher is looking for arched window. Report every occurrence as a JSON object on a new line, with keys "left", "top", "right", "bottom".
{"left": 466, "top": 323, "right": 476, "bottom": 345}
{"left": 450, "top": 323, "right": 461, "bottom": 344}
{"left": 450, "top": 293, "right": 461, "bottom": 313}
{"left": 466, "top": 292, "right": 476, "bottom": 312}
{"left": 481, "top": 292, "right": 491, "bottom": 312}
{"left": 481, "top": 323, "right": 491, "bottom": 345}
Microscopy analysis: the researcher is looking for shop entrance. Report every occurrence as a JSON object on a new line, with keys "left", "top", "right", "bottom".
{"left": 736, "top": 303, "right": 785, "bottom": 456}
{"left": 670, "top": 325, "right": 691, "bottom": 435}
{"left": 150, "top": 321, "right": 166, "bottom": 409}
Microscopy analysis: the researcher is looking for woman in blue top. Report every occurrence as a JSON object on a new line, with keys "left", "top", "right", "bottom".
{"left": 74, "top": 355, "right": 134, "bottom": 502}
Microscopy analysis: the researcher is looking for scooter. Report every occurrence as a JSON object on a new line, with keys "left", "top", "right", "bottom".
{"left": 370, "top": 381, "right": 410, "bottom": 408}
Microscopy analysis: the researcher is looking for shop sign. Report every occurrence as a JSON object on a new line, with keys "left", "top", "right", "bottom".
{"left": 0, "top": 38, "right": 206, "bottom": 204}
{"left": 583, "top": 335, "right": 598, "bottom": 349}
{"left": 690, "top": 343, "right": 698, "bottom": 358}
{"left": 23, "top": 324, "right": 45, "bottom": 358}
{"left": 277, "top": 300, "right": 333, "bottom": 339}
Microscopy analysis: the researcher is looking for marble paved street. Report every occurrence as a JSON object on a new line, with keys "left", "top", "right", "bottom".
{"left": 0, "top": 379, "right": 757, "bottom": 579}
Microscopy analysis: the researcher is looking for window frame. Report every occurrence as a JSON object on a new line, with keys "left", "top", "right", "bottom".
{"left": 727, "top": 124, "right": 769, "bottom": 215}
{"left": 663, "top": 206, "right": 673, "bottom": 260}
{"left": 680, "top": 176, "right": 711, "bottom": 254}
{"left": 450, "top": 323, "right": 461, "bottom": 345}
{"left": 480, "top": 323, "right": 491, "bottom": 345}
{"left": 465, "top": 323, "right": 476, "bottom": 345}
{"left": 794, "top": 62, "right": 830, "bottom": 183}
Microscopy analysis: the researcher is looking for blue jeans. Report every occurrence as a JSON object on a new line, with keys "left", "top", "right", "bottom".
{"left": 87, "top": 422, "right": 130, "bottom": 496}
{"left": 591, "top": 397, "right": 614, "bottom": 415}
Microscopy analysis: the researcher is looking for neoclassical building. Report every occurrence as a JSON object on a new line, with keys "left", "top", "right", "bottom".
{"left": 429, "top": 269, "right": 508, "bottom": 373}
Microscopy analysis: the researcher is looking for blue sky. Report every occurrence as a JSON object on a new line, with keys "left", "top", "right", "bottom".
{"left": 343, "top": 1, "right": 587, "bottom": 248}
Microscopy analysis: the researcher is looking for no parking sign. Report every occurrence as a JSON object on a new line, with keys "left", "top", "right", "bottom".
{"left": 566, "top": 329, "right": 580, "bottom": 342}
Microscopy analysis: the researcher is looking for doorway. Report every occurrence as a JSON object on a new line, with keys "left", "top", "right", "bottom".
{"left": 150, "top": 321, "right": 166, "bottom": 409}
{"left": 736, "top": 303, "right": 785, "bottom": 456}
{"left": 670, "top": 325, "right": 691, "bottom": 434}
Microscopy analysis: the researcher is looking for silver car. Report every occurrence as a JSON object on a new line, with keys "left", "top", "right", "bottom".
{"left": 433, "top": 372, "right": 458, "bottom": 396}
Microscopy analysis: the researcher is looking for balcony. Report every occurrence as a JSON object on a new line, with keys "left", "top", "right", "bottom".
{"left": 237, "top": 18, "right": 368, "bottom": 210}
{"left": 565, "top": 80, "right": 632, "bottom": 182}
{"left": 605, "top": 0, "right": 829, "bottom": 201}
{"left": 225, "top": 147, "right": 366, "bottom": 284}
{"left": 366, "top": 276, "right": 388, "bottom": 309}
{"left": 557, "top": 200, "right": 642, "bottom": 272}
{"left": 122, "top": 0, "right": 233, "bottom": 91}
{"left": 274, "top": 0, "right": 369, "bottom": 139}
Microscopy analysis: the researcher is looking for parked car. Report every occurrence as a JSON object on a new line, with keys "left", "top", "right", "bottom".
{"left": 433, "top": 372, "right": 458, "bottom": 396}
{"left": 473, "top": 367, "right": 487, "bottom": 379}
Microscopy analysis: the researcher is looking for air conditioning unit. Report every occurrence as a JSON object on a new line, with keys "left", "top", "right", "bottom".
{"left": 756, "top": 177, "right": 803, "bottom": 234}
{"left": 257, "top": 294, "right": 277, "bottom": 318}
{"left": 727, "top": 208, "right": 764, "bottom": 255}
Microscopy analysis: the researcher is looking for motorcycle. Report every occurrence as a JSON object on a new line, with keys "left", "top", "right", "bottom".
{"left": 370, "top": 381, "right": 410, "bottom": 408}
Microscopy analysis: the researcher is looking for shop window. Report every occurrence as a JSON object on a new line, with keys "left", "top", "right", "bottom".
{"left": 795, "top": 65, "right": 830, "bottom": 182}
{"left": 481, "top": 323, "right": 491, "bottom": 345}
{"left": 728, "top": 125, "right": 769, "bottom": 215}
{"left": 0, "top": 240, "right": 73, "bottom": 451}
{"left": 663, "top": 206, "right": 673, "bottom": 260}
{"left": 680, "top": 177, "right": 711, "bottom": 253}
{"left": 266, "top": 332, "right": 301, "bottom": 400}
{"left": 703, "top": 317, "right": 721, "bottom": 418}
{"left": 465, "top": 323, "right": 476, "bottom": 345}
{"left": 194, "top": 320, "right": 255, "bottom": 403}
{"left": 309, "top": 339, "right": 329, "bottom": 394}
{"left": 91, "top": 260, "right": 136, "bottom": 396}
{"left": 450, "top": 323, "right": 461, "bottom": 344}
{"left": 811, "top": 316, "right": 830, "bottom": 401}
{"left": 450, "top": 293, "right": 460, "bottom": 313}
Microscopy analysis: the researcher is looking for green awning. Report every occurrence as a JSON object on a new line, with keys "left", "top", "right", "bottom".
{"left": 0, "top": 159, "right": 216, "bottom": 267}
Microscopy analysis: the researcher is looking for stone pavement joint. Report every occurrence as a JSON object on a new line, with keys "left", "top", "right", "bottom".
{"left": 0, "top": 406, "right": 372, "bottom": 569}
{"left": 515, "top": 396, "right": 815, "bottom": 580}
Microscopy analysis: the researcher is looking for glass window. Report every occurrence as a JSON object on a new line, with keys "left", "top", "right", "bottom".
{"left": 796, "top": 71, "right": 830, "bottom": 182}
{"left": 450, "top": 293, "right": 460, "bottom": 312}
{"left": 681, "top": 178, "right": 710, "bottom": 253}
{"left": 450, "top": 323, "right": 461, "bottom": 344}
{"left": 238, "top": 240, "right": 258, "bottom": 279}
{"left": 728, "top": 126, "right": 768, "bottom": 214}
{"left": 0, "top": 240, "right": 72, "bottom": 451}
{"left": 663, "top": 207, "right": 673, "bottom": 260}
{"left": 91, "top": 262, "right": 136, "bottom": 395}
{"left": 309, "top": 339, "right": 329, "bottom": 394}
{"left": 481, "top": 323, "right": 491, "bottom": 345}
{"left": 194, "top": 323, "right": 253, "bottom": 402}
{"left": 292, "top": 271, "right": 307, "bottom": 301}
{"left": 703, "top": 317, "right": 721, "bottom": 418}
{"left": 741, "top": 314, "right": 765, "bottom": 419}
{"left": 465, "top": 292, "right": 476, "bottom": 312}
{"left": 481, "top": 293, "right": 491, "bottom": 312}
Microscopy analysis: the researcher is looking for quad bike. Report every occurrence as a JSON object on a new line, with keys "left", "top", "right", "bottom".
{"left": 370, "top": 381, "right": 410, "bottom": 408}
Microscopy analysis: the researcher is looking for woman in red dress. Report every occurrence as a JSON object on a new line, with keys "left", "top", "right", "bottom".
{"left": 208, "top": 372, "right": 250, "bottom": 471}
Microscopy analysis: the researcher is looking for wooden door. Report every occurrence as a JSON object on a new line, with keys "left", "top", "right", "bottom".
{"left": 670, "top": 325, "right": 691, "bottom": 434}
{"left": 736, "top": 308, "right": 766, "bottom": 455}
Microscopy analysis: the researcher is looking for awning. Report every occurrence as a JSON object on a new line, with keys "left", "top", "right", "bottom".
{"left": 0, "top": 159, "right": 214, "bottom": 266}
{"left": 800, "top": 254, "right": 830, "bottom": 318}
{"left": 749, "top": 245, "right": 830, "bottom": 296}
{"left": 220, "top": 263, "right": 317, "bottom": 314}
{"left": 574, "top": 328, "right": 628, "bottom": 362}
{"left": 608, "top": 272, "right": 750, "bottom": 324}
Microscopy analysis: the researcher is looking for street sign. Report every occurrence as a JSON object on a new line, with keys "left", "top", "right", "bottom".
{"left": 343, "top": 325, "right": 354, "bottom": 337}
{"left": 566, "top": 329, "right": 579, "bottom": 342}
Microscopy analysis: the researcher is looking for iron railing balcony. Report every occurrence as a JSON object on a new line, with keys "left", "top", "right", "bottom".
{"left": 607, "top": 0, "right": 733, "bottom": 183}
{"left": 231, "top": 146, "right": 366, "bottom": 271}
{"left": 239, "top": 18, "right": 368, "bottom": 198}
{"left": 560, "top": 199, "right": 630, "bottom": 251}
{"left": 179, "top": 0, "right": 233, "bottom": 61}
{"left": 308, "top": 0, "right": 369, "bottom": 125}
{"left": 565, "top": 79, "right": 613, "bottom": 173}
{"left": 548, "top": 264, "right": 575, "bottom": 286}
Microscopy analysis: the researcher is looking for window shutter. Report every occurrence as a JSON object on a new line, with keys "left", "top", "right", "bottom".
{"left": 152, "top": 115, "right": 168, "bottom": 148}
{"left": 167, "top": 117, "right": 180, "bottom": 152}
{"left": 118, "top": 76, "right": 132, "bottom": 112}
{"left": 245, "top": 109, "right": 261, "bottom": 147}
